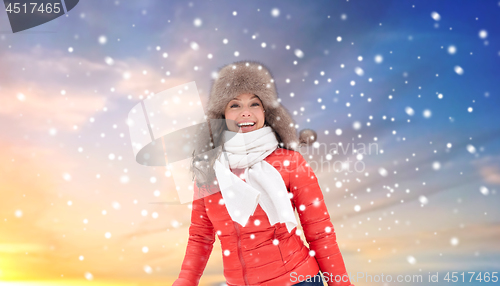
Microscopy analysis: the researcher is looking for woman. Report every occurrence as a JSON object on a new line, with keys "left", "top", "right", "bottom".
{"left": 173, "top": 61, "right": 353, "bottom": 286}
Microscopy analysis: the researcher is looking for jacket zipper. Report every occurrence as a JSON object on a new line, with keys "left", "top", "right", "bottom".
{"left": 234, "top": 222, "right": 250, "bottom": 285}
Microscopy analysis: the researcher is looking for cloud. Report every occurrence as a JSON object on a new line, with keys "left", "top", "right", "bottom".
{"left": 479, "top": 165, "right": 500, "bottom": 185}
{"left": 0, "top": 48, "right": 107, "bottom": 132}
{"left": 0, "top": 46, "right": 196, "bottom": 133}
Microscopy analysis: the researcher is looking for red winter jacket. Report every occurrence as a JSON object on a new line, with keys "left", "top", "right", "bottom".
{"left": 173, "top": 148, "right": 353, "bottom": 286}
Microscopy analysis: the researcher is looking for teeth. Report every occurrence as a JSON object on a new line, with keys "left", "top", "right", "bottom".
{"left": 238, "top": 122, "right": 255, "bottom": 127}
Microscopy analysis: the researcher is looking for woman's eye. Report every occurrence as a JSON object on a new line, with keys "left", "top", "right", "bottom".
{"left": 251, "top": 102, "right": 260, "bottom": 107}
{"left": 230, "top": 104, "right": 239, "bottom": 108}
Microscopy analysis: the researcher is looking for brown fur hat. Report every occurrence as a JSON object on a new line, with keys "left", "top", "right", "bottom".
{"left": 207, "top": 60, "right": 300, "bottom": 150}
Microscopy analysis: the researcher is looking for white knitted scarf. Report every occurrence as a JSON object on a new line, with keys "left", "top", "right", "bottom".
{"left": 214, "top": 126, "right": 298, "bottom": 233}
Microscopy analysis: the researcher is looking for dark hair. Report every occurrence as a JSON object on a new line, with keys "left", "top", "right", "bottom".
{"left": 189, "top": 118, "right": 226, "bottom": 193}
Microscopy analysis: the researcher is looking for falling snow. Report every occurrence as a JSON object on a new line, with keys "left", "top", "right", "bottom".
{"left": 454, "top": 65, "right": 464, "bottom": 75}
{"left": 3, "top": 1, "right": 499, "bottom": 283}
{"left": 431, "top": 11, "right": 441, "bottom": 21}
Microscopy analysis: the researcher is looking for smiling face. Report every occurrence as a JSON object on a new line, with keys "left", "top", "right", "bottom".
{"left": 224, "top": 93, "right": 266, "bottom": 133}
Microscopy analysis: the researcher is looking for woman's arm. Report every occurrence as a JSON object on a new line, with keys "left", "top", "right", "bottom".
{"left": 173, "top": 184, "right": 216, "bottom": 286}
{"left": 289, "top": 152, "right": 354, "bottom": 286}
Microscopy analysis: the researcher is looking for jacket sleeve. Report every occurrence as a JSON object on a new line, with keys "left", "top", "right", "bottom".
{"left": 172, "top": 183, "right": 215, "bottom": 286}
{"left": 289, "top": 152, "right": 354, "bottom": 286}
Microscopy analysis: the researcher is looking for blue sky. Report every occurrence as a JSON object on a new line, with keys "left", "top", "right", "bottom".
{"left": 1, "top": 0, "right": 499, "bottom": 285}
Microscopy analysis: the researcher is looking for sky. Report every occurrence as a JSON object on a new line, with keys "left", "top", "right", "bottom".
{"left": 1, "top": 0, "right": 500, "bottom": 285}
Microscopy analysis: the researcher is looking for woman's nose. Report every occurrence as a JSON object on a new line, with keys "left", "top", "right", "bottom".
{"left": 240, "top": 110, "right": 251, "bottom": 117}
{"left": 240, "top": 106, "right": 252, "bottom": 117}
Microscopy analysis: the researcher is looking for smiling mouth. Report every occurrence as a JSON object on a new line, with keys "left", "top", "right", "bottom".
{"left": 237, "top": 122, "right": 256, "bottom": 127}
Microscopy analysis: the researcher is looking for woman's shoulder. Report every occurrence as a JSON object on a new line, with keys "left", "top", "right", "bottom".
{"left": 268, "top": 147, "right": 295, "bottom": 157}
{"left": 193, "top": 180, "right": 220, "bottom": 200}
{"left": 265, "top": 148, "right": 305, "bottom": 165}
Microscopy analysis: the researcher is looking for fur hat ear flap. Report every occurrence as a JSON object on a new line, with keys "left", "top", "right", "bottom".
{"left": 207, "top": 60, "right": 301, "bottom": 150}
